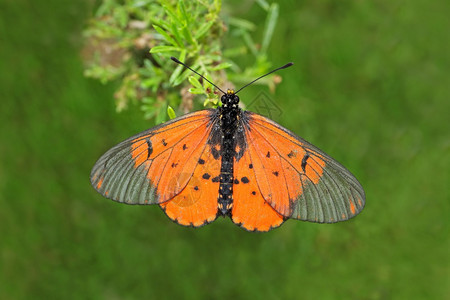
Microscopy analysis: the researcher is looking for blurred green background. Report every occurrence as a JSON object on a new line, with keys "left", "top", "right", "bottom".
{"left": 1, "top": 0, "right": 448, "bottom": 299}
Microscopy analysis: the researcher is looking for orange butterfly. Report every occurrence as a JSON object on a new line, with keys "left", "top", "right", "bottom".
{"left": 91, "top": 57, "right": 365, "bottom": 232}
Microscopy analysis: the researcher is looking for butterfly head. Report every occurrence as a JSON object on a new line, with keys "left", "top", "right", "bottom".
{"left": 221, "top": 89, "right": 240, "bottom": 107}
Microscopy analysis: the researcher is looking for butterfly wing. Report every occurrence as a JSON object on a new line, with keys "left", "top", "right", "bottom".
{"left": 159, "top": 128, "right": 222, "bottom": 227}
{"left": 231, "top": 111, "right": 365, "bottom": 229}
{"left": 232, "top": 129, "right": 285, "bottom": 231}
{"left": 90, "top": 109, "right": 222, "bottom": 227}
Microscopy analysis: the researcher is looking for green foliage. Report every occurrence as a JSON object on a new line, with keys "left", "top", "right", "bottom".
{"left": 83, "top": 0, "right": 282, "bottom": 122}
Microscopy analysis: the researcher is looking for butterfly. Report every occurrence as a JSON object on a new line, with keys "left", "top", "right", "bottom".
{"left": 90, "top": 57, "right": 365, "bottom": 232}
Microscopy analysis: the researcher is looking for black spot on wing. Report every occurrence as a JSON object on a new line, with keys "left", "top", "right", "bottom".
{"left": 146, "top": 138, "right": 153, "bottom": 159}
{"left": 272, "top": 171, "right": 279, "bottom": 177}
{"left": 198, "top": 158, "right": 205, "bottom": 164}
{"left": 241, "top": 176, "right": 249, "bottom": 184}
{"left": 266, "top": 151, "right": 271, "bottom": 158}
{"left": 162, "top": 139, "right": 168, "bottom": 146}
{"left": 234, "top": 178, "right": 239, "bottom": 184}
{"left": 249, "top": 164, "right": 253, "bottom": 169}
{"left": 202, "top": 173, "right": 211, "bottom": 180}
{"left": 287, "top": 150, "right": 296, "bottom": 158}
{"left": 211, "top": 145, "right": 221, "bottom": 160}
{"left": 212, "top": 176, "right": 220, "bottom": 183}
{"left": 183, "top": 144, "right": 188, "bottom": 150}
{"left": 301, "top": 153, "right": 310, "bottom": 173}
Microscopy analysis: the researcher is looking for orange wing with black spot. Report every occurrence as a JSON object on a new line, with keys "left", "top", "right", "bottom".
{"left": 231, "top": 111, "right": 365, "bottom": 231}
{"left": 90, "top": 109, "right": 222, "bottom": 227}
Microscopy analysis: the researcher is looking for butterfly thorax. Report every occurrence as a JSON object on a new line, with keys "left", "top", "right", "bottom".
{"left": 217, "top": 90, "right": 241, "bottom": 216}
{"left": 220, "top": 89, "right": 240, "bottom": 133}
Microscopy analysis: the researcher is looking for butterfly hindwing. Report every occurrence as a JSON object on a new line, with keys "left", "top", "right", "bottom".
{"left": 159, "top": 127, "right": 222, "bottom": 227}
{"left": 232, "top": 137, "right": 285, "bottom": 231}
{"left": 237, "top": 111, "right": 365, "bottom": 224}
{"left": 90, "top": 110, "right": 219, "bottom": 212}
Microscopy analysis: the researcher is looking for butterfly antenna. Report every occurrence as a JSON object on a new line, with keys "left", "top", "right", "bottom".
{"left": 235, "top": 62, "right": 294, "bottom": 94}
{"left": 170, "top": 57, "right": 226, "bottom": 94}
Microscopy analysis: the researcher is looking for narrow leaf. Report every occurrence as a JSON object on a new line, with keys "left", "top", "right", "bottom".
{"left": 169, "top": 49, "right": 187, "bottom": 85}
{"left": 261, "top": 3, "right": 279, "bottom": 54}
{"left": 188, "top": 88, "right": 205, "bottom": 94}
{"left": 153, "top": 25, "right": 179, "bottom": 47}
{"left": 169, "top": 64, "right": 183, "bottom": 85}
{"left": 182, "top": 25, "right": 196, "bottom": 46}
{"left": 241, "top": 30, "right": 258, "bottom": 57}
{"left": 178, "top": 0, "right": 189, "bottom": 25}
{"left": 167, "top": 106, "right": 177, "bottom": 119}
{"left": 179, "top": 49, "right": 187, "bottom": 62}
{"left": 228, "top": 17, "right": 256, "bottom": 31}
{"left": 173, "top": 67, "right": 193, "bottom": 86}
{"left": 256, "top": 0, "right": 270, "bottom": 11}
{"left": 188, "top": 76, "right": 203, "bottom": 89}
{"left": 195, "top": 20, "right": 215, "bottom": 39}
{"left": 170, "top": 22, "right": 184, "bottom": 47}
{"left": 162, "top": 3, "right": 181, "bottom": 25}
{"left": 150, "top": 46, "right": 181, "bottom": 53}
{"left": 210, "top": 62, "right": 232, "bottom": 71}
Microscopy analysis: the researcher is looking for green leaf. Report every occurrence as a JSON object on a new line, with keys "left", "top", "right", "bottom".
{"left": 153, "top": 25, "right": 179, "bottom": 47}
{"left": 188, "top": 76, "right": 203, "bottom": 89}
{"left": 182, "top": 25, "right": 196, "bottom": 46}
{"left": 256, "top": 0, "right": 270, "bottom": 11}
{"left": 167, "top": 106, "right": 177, "bottom": 119}
{"left": 161, "top": 3, "right": 181, "bottom": 25}
{"left": 170, "top": 52, "right": 192, "bottom": 86}
{"left": 141, "top": 77, "right": 161, "bottom": 89}
{"left": 169, "top": 64, "right": 183, "bottom": 85}
{"left": 195, "top": 20, "right": 215, "bottom": 39}
{"left": 188, "top": 88, "right": 204, "bottom": 94}
{"left": 177, "top": 0, "right": 189, "bottom": 25}
{"left": 173, "top": 67, "right": 193, "bottom": 86}
{"left": 150, "top": 46, "right": 181, "bottom": 53}
{"left": 210, "top": 62, "right": 232, "bottom": 71}
{"left": 228, "top": 17, "right": 256, "bottom": 31}
{"left": 241, "top": 30, "right": 258, "bottom": 57}
{"left": 261, "top": 3, "right": 279, "bottom": 55}
{"left": 178, "top": 49, "right": 187, "bottom": 63}
{"left": 204, "top": 97, "right": 219, "bottom": 108}
{"left": 168, "top": 49, "right": 187, "bottom": 85}
{"left": 170, "top": 22, "right": 184, "bottom": 47}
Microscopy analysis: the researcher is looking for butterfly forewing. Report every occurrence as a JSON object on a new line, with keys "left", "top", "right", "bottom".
{"left": 90, "top": 110, "right": 218, "bottom": 206}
